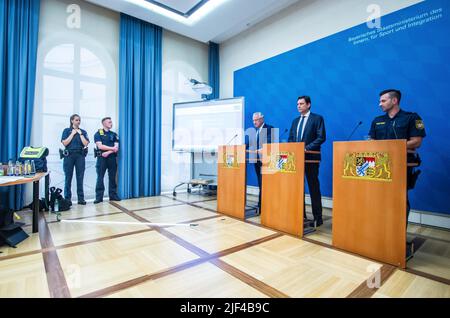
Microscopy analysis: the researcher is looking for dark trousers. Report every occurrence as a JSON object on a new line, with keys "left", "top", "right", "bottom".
{"left": 407, "top": 195, "right": 411, "bottom": 221}
{"left": 254, "top": 161, "right": 263, "bottom": 208}
{"left": 304, "top": 163, "right": 323, "bottom": 221}
{"left": 406, "top": 167, "right": 415, "bottom": 223}
{"left": 63, "top": 153, "right": 85, "bottom": 201}
{"left": 95, "top": 155, "right": 118, "bottom": 201}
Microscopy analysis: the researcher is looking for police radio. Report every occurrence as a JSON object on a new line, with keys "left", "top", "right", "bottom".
{"left": 94, "top": 148, "right": 103, "bottom": 158}
{"left": 59, "top": 149, "right": 69, "bottom": 159}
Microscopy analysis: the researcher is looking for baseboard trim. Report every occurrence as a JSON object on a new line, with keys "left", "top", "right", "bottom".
{"left": 408, "top": 210, "right": 450, "bottom": 230}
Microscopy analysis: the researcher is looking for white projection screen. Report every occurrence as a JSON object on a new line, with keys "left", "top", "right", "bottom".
{"left": 172, "top": 97, "right": 244, "bottom": 152}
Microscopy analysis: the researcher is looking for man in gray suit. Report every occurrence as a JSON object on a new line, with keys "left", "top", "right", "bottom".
{"left": 251, "top": 112, "right": 273, "bottom": 214}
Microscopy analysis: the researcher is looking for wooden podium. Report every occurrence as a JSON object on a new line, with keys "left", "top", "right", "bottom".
{"left": 261, "top": 143, "right": 305, "bottom": 236}
{"left": 333, "top": 140, "right": 407, "bottom": 268}
{"left": 217, "top": 145, "right": 246, "bottom": 219}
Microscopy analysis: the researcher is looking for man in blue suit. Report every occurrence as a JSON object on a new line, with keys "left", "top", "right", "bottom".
{"left": 288, "top": 96, "right": 326, "bottom": 227}
{"left": 252, "top": 112, "right": 273, "bottom": 214}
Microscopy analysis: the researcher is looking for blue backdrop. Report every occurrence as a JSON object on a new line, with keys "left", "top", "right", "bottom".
{"left": 235, "top": 0, "right": 450, "bottom": 215}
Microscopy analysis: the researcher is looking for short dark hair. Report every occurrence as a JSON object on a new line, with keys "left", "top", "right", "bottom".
{"left": 380, "top": 89, "right": 402, "bottom": 104}
{"left": 101, "top": 117, "right": 111, "bottom": 124}
{"left": 297, "top": 95, "right": 311, "bottom": 105}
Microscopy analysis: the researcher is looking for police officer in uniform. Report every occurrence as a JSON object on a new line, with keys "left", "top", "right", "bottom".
{"left": 369, "top": 89, "right": 426, "bottom": 221}
{"left": 94, "top": 117, "right": 121, "bottom": 204}
{"left": 61, "top": 114, "right": 89, "bottom": 205}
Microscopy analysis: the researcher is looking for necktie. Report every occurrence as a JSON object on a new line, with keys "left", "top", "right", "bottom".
{"left": 257, "top": 128, "right": 261, "bottom": 147}
{"left": 297, "top": 116, "right": 305, "bottom": 142}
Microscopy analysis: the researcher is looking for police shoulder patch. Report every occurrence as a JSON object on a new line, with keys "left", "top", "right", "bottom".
{"left": 99, "top": 129, "right": 104, "bottom": 135}
{"left": 415, "top": 120, "right": 425, "bottom": 130}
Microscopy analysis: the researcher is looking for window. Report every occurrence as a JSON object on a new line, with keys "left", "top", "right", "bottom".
{"left": 33, "top": 38, "right": 116, "bottom": 201}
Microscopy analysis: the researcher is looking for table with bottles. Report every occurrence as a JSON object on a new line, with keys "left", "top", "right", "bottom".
{"left": 0, "top": 161, "right": 50, "bottom": 233}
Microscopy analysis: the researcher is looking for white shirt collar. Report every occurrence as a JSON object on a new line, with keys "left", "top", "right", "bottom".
{"left": 258, "top": 122, "right": 265, "bottom": 132}
{"left": 301, "top": 111, "right": 311, "bottom": 118}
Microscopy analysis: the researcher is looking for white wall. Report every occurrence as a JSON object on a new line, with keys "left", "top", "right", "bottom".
{"left": 161, "top": 30, "right": 208, "bottom": 192}
{"left": 220, "top": 0, "right": 423, "bottom": 98}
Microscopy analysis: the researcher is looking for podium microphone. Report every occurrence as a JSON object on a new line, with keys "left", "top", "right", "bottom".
{"left": 279, "top": 128, "right": 288, "bottom": 141}
{"left": 226, "top": 134, "right": 239, "bottom": 145}
{"left": 347, "top": 121, "right": 363, "bottom": 141}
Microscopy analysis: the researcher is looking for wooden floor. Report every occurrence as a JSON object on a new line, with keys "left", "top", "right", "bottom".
{"left": 0, "top": 193, "right": 449, "bottom": 298}
{"left": 299, "top": 207, "right": 450, "bottom": 284}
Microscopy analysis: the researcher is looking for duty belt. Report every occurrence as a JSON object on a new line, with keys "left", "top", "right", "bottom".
{"left": 59, "top": 148, "right": 86, "bottom": 159}
{"left": 67, "top": 149, "right": 84, "bottom": 154}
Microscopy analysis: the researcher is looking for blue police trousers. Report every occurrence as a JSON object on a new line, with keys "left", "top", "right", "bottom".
{"left": 95, "top": 155, "right": 118, "bottom": 201}
{"left": 63, "top": 153, "right": 86, "bottom": 202}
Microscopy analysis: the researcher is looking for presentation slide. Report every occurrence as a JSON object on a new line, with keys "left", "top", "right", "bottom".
{"left": 172, "top": 98, "right": 244, "bottom": 151}
{"left": 235, "top": 0, "right": 450, "bottom": 215}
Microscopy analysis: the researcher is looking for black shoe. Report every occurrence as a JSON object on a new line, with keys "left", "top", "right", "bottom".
{"left": 67, "top": 201, "right": 72, "bottom": 207}
{"left": 307, "top": 219, "right": 323, "bottom": 228}
{"left": 94, "top": 199, "right": 103, "bottom": 204}
{"left": 109, "top": 197, "right": 121, "bottom": 202}
{"left": 406, "top": 242, "right": 414, "bottom": 260}
{"left": 78, "top": 200, "right": 87, "bottom": 205}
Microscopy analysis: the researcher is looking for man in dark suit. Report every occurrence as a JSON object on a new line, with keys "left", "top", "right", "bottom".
{"left": 288, "top": 96, "right": 326, "bottom": 227}
{"left": 251, "top": 112, "right": 273, "bottom": 214}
